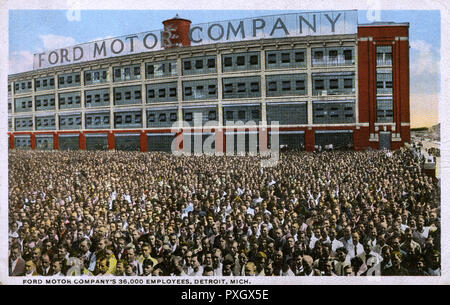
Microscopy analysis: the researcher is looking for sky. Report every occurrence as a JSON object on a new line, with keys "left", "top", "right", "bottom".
{"left": 8, "top": 9, "right": 441, "bottom": 128}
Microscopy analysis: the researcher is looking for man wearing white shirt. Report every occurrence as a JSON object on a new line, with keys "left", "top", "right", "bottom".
{"left": 328, "top": 229, "right": 344, "bottom": 257}
{"left": 187, "top": 254, "right": 203, "bottom": 276}
{"left": 346, "top": 232, "right": 364, "bottom": 261}
{"left": 339, "top": 225, "right": 353, "bottom": 249}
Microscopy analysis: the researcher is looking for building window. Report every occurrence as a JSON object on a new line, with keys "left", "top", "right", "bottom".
{"left": 344, "top": 50, "right": 352, "bottom": 61}
{"left": 315, "top": 79, "right": 325, "bottom": 90}
{"left": 268, "top": 53, "right": 277, "bottom": 64}
{"left": 184, "top": 61, "right": 192, "bottom": 70}
{"left": 282, "top": 81, "right": 291, "bottom": 91}
{"left": 224, "top": 84, "right": 233, "bottom": 93}
{"left": 207, "top": 58, "right": 215, "bottom": 68}
{"left": 159, "top": 113, "right": 166, "bottom": 122}
{"left": 281, "top": 53, "right": 290, "bottom": 63}
{"left": 208, "top": 85, "right": 216, "bottom": 95}
{"left": 268, "top": 82, "right": 277, "bottom": 91}
{"left": 251, "top": 110, "right": 259, "bottom": 120}
{"left": 250, "top": 82, "right": 259, "bottom": 92}
{"left": 224, "top": 57, "right": 232, "bottom": 67}
{"left": 344, "top": 78, "right": 353, "bottom": 89}
{"left": 296, "top": 80, "right": 305, "bottom": 91}
{"left": 195, "top": 60, "right": 203, "bottom": 69}
{"left": 208, "top": 111, "right": 216, "bottom": 120}
{"left": 329, "top": 50, "right": 338, "bottom": 61}
{"left": 295, "top": 52, "right": 304, "bottom": 63}
{"left": 329, "top": 79, "right": 339, "bottom": 89}
{"left": 249, "top": 55, "right": 258, "bottom": 65}
{"left": 238, "top": 110, "right": 246, "bottom": 120}
{"left": 236, "top": 56, "right": 245, "bottom": 66}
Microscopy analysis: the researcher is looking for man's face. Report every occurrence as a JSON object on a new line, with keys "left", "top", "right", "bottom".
{"left": 149, "top": 235, "right": 156, "bottom": 245}
{"left": 325, "top": 261, "right": 333, "bottom": 274}
{"left": 191, "top": 256, "right": 200, "bottom": 268}
{"left": 144, "top": 264, "right": 153, "bottom": 275}
{"left": 337, "top": 250, "right": 346, "bottom": 262}
{"left": 392, "top": 238, "right": 400, "bottom": 250}
{"left": 352, "top": 233, "right": 359, "bottom": 245}
{"left": 52, "top": 261, "right": 61, "bottom": 274}
{"left": 25, "top": 261, "right": 35, "bottom": 274}
{"left": 32, "top": 250, "right": 40, "bottom": 262}
{"left": 392, "top": 253, "right": 402, "bottom": 266}
{"left": 41, "top": 255, "right": 50, "bottom": 269}
{"left": 244, "top": 264, "right": 255, "bottom": 276}
{"left": 11, "top": 248, "right": 20, "bottom": 260}
{"left": 264, "top": 263, "right": 273, "bottom": 275}
{"left": 185, "top": 251, "right": 193, "bottom": 266}
{"left": 213, "top": 252, "right": 221, "bottom": 268}
{"left": 205, "top": 254, "right": 213, "bottom": 266}
{"left": 80, "top": 241, "right": 90, "bottom": 253}
{"left": 288, "top": 237, "right": 295, "bottom": 248}
{"left": 98, "top": 239, "right": 106, "bottom": 250}
{"left": 275, "top": 229, "right": 283, "bottom": 239}
{"left": 127, "top": 248, "right": 136, "bottom": 261}
{"left": 222, "top": 264, "right": 232, "bottom": 276}
{"left": 344, "top": 266, "right": 353, "bottom": 276}
{"left": 142, "top": 246, "right": 151, "bottom": 257}
{"left": 170, "top": 235, "right": 177, "bottom": 245}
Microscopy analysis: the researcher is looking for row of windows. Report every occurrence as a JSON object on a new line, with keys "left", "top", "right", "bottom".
{"left": 12, "top": 47, "right": 358, "bottom": 92}
{"left": 312, "top": 102, "right": 355, "bottom": 124}
{"left": 10, "top": 100, "right": 360, "bottom": 131}
{"left": 312, "top": 47, "right": 354, "bottom": 67}
{"left": 312, "top": 73, "right": 355, "bottom": 96}
{"left": 12, "top": 131, "right": 356, "bottom": 151}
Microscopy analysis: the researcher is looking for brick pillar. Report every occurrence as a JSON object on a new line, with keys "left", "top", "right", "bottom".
{"left": 30, "top": 133, "right": 36, "bottom": 150}
{"left": 79, "top": 132, "right": 86, "bottom": 150}
{"left": 140, "top": 131, "right": 147, "bottom": 152}
{"left": 10, "top": 134, "right": 14, "bottom": 149}
{"left": 53, "top": 133, "right": 59, "bottom": 150}
{"left": 215, "top": 129, "right": 224, "bottom": 155}
{"left": 305, "top": 129, "right": 314, "bottom": 152}
{"left": 108, "top": 132, "right": 114, "bottom": 150}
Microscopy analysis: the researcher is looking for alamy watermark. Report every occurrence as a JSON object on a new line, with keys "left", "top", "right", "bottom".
{"left": 169, "top": 113, "right": 280, "bottom": 168}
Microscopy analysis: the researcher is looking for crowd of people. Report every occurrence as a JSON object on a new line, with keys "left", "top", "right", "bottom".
{"left": 8, "top": 147, "right": 440, "bottom": 276}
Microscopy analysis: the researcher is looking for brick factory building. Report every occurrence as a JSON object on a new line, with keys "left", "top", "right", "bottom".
{"left": 7, "top": 10, "right": 410, "bottom": 152}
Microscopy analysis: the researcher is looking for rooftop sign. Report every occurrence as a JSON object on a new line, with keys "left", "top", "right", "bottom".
{"left": 33, "top": 10, "right": 357, "bottom": 70}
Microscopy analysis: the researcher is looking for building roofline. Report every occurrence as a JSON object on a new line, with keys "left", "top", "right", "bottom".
{"left": 358, "top": 22, "right": 410, "bottom": 27}
{"left": 8, "top": 34, "right": 357, "bottom": 79}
